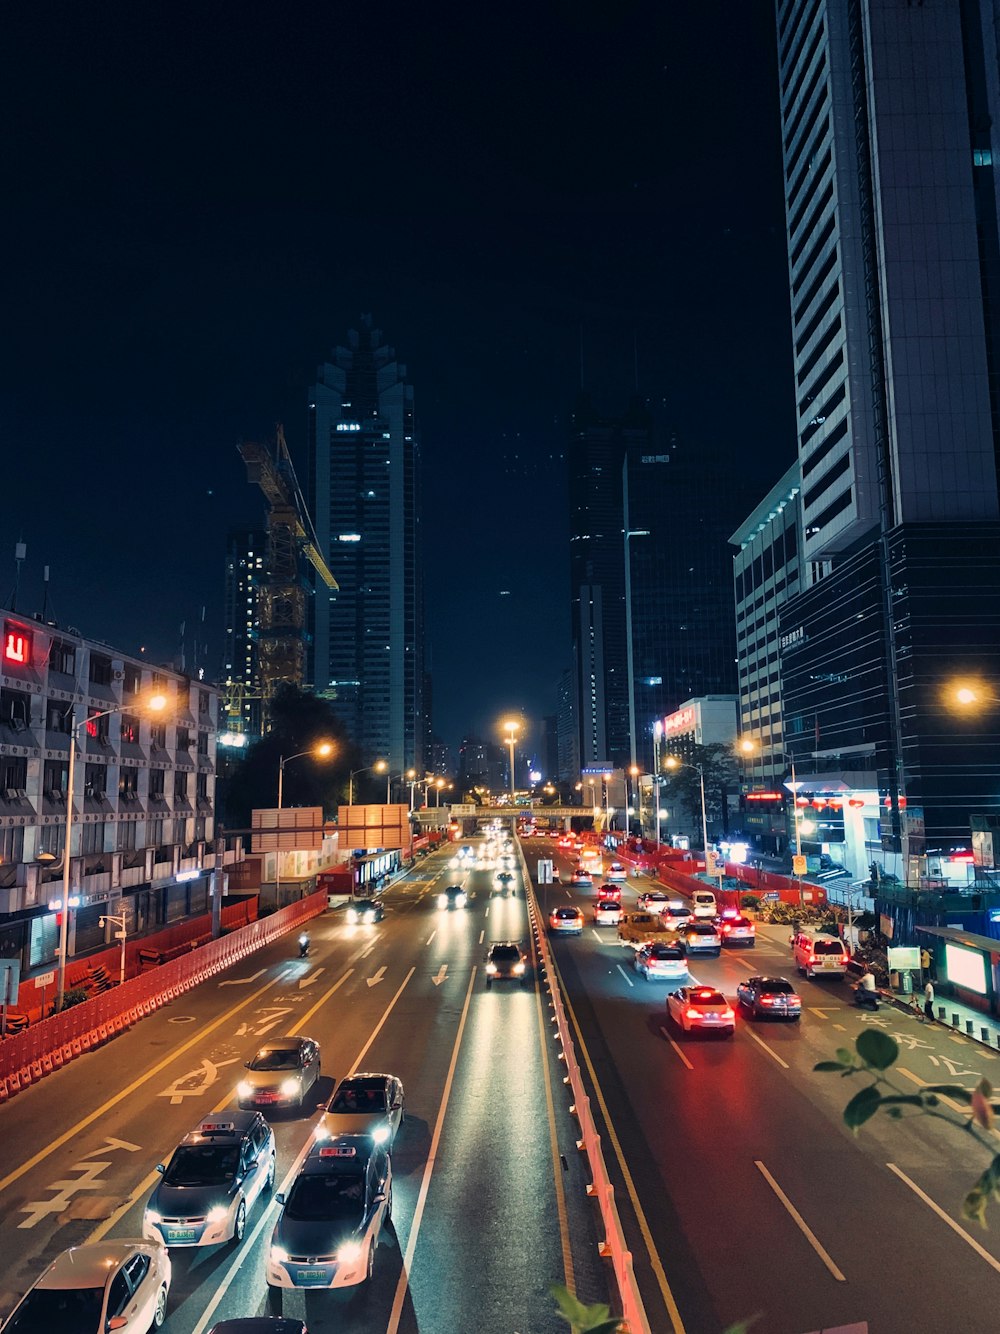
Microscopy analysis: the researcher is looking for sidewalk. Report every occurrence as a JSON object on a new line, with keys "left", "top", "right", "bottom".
{"left": 887, "top": 987, "right": 1000, "bottom": 1051}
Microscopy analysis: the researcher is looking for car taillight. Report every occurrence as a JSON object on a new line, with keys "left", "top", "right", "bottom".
{"left": 685, "top": 1008, "right": 701, "bottom": 1020}
{"left": 840, "top": 955, "right": 849, "bottom": 965}
{"left": 760, "top": 996, "right": 775, "bottom": 1005}
{"left": 722, "top": 1008, "right": 735, "bottom": 1021}
{"left": 721, "top": 923, "right": 731, "bottom": 933}
{"left": 789, "top": 996, "right": 801, "bottom": 1006}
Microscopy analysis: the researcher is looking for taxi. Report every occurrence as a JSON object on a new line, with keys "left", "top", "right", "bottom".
{"left": 549, "top": 905, "right": 585, "bottom": 934}
{"left": 593, "top": 898, "right": 624, "bottom": 926}
{"left": 606, "top": 862, "right": 627, "bottom": 882}
{"left": 267, "top": 1135, "right": 391, "bottom": 1290}
{"left": 143, "top": 1113, "right": 275, "bottom": 1248}
{"left": 666, "top": 986, "right": 736, "bottom": 1035}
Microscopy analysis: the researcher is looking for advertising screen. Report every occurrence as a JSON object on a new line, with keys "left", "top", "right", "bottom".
{"left": 945, "top": 942, "right": 988, "bottom": 995}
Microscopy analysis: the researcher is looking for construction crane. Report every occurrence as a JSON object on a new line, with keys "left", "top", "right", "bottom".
{"left": 239, "top": 426, "right": 337, "bottom": 727}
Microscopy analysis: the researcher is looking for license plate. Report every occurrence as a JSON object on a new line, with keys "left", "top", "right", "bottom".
{"left": 256, "top": 1092, "right": 278, "bottom": 1102}
{"left": 296, "top": 1268, "right": 329, "bottom": 1284}
{"left": 166, "top": 1228, "right": 197, "bottom": 1242}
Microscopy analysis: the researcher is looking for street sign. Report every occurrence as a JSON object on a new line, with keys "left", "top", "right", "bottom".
{"left": 704, "top": 851, "right": 717, "bottom": 875}
{"left": 537, "top": 860, "right": 554, "bottom": 884}
{"left": 34, "top": 970, "right": 55, "bottom": 989}
{"left": 763, "top": 891, "right": 780, "bottom": 901}
{"left": 792, "top": 854, "right": 807, "bottom": 876}
{"left": 0, "top": 959, "right": 20, "bottom": 1005}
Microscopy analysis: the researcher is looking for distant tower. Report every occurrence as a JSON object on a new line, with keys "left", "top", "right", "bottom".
{"left": 222, "top": 527, "right": 265, "bottom": 737}
{"left": 308, "top": 318, "right": 424, "bottom": 774}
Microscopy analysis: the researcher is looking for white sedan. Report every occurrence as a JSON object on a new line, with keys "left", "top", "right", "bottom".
{"left": 3, "top": 1241, "right": 171, "bottom": 1332}
{"left": 666, "top": 986, "right": 735, "bottom": 1035}
{"left": 606, "top": 863, "right": 627, "bottom": 882}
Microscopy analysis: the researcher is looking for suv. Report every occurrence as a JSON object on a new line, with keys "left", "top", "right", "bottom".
{"left": 437, "top": 885, "right": 468, "bottom": 910}
{"left": 485, "top": 941, "right": 529, "bottom": 986}
{"left": 143, "top": 1113, "right": 275, "bottom": 1248}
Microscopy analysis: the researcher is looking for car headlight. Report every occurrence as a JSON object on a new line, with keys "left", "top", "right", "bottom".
{"left": 270, "top": 1245, "right": 289, "bottom": 1264}
{"left": 513, "top": 962, "right": 525, "bottom": 974}
{"left": 144, "top": 1208, "right": 162, "bottom": 1225}
{"left": 207, "top": 1205, "right": 229, "bottom": 1224}
{"left": 371, "top": 1124, "right": 390, "bottom": 1145}
{"left": 455, "top": 892, "right": 467, "bottom": 907}
{"left": 364, "top": 910, "right": 375, "bottom": 923}
{"left": 347, "top": 908, "right": 358, "bottom": 922}
{"left": 237, "top": 1080, "right": 253, "bottom": 1099}
{"left": 280, "top": 1077, "right": 300, "bottom": 1096}
{"left": 485, "top": 962, "right": 497, "bottom": 974}
{"left": 337, "top": 1241, "right": 363, "bottom": 1264}
{"left": 437, "top": 894, "right": 448, "bottom": 909}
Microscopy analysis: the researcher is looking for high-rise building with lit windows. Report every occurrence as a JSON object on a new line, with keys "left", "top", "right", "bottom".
{"left": 222, "top": 527, "right": 265, "bottom": 738}
{"left": 773, "top": 0, "right": 1000, "bottom": 878}
{"left": 307, "top": 317, "right": 424, "bottom": 775}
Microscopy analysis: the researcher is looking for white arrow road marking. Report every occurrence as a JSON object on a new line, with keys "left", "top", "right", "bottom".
{"left": 218, "top": 968, "right": 267, "bottom": 986}
{"left": 367, "top": 966, "right": 387, "bottom": 988}
{"left": 432, "top": 965, "right": 448, "bottom": 987}
{"left": 158, "top": 1057, "right": 239, "bottom": 1105}
{"left": 299, "top": 968, "right": 324, "bottom": 990}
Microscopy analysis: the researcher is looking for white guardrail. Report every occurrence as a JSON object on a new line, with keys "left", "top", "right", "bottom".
{"left": 522, "top": 864, "right": 653, "bottom": 1334}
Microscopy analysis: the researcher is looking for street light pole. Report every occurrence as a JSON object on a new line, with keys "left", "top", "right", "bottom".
{"left": 277, "top": 743, "right": 333, "bottom": 902}
{"left": 100, "top": 908, "right": 128, "bottom": 986}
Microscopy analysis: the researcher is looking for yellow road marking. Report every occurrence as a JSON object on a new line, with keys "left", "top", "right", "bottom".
{"left": 0, "top": 970, "right": 288, "bottom": 1197}
{"left": 532, "top": 936, "right": 575, "bottom": 1291}
{"left": 549, "top": 951, "right": 687, "bottom": 1334}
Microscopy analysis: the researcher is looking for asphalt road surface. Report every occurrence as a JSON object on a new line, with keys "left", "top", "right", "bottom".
{"left": 525, "top": 834, "right": 1000, "bottom": 1334}
{"left": 0, "top": 839, "right": 608, "bottom": 1334}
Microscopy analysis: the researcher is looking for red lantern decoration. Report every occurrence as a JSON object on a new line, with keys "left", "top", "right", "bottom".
{"left": 848, "top": 797, "right": 864, "bottom": 809}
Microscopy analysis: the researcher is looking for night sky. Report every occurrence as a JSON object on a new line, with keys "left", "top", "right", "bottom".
{"left": 3, "top": 2, "right": 793, "bottom": 759}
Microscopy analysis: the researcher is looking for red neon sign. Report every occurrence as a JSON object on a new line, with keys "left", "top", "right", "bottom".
{"left": 3, "top": 623, "right": 31, "bottom": 667}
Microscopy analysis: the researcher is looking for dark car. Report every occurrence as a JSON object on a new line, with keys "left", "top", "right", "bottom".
{"left": 238, "top": 1036, "right": 322, "bottom": 1111}
{"left": 347, "top": 898, "right": 384, "bottom": 924}
{"left": 736, "top": 975, "right": 802, "bottom": 1020}
{"left": 493, "top": 871, "right": 517, "bottom": 896}
{"left": 485, "top": 941, "right": 529, "bottom": 986}
{"left": 437, "top": 884, "right": 468, "bottom": 910}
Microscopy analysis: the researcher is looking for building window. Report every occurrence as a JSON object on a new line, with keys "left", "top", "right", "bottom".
{"left": 198, "top": 689, "right": 210, "bottom": 716}
{"left": 0, "top": 688, "right": 31, "bottom": 731}
{"left": 150, "top": 722, "right": 167, "bottom": 751}
{"left": 120, "top": 713, "right": 141, "bottom": 745}
{"left": 1, "top": 756, "right": 28, "bottom": 798}
{"left": 39, "top": 823, "right": 65, "bottom": 858}
{"left": 86, "top": 708, "right": 110, "bottom": 743}
{"left": 119, "top": 767, "right": 139, "bottom": 801}
{"left": 117, "top": 821, "right": 137, "bottom": 851}
{"left": 177, "top": 727, "right": 191, "bottom": 751}
{"left": 123, "top": 664, "right": 142, "bottom": 695}
{"left": 49, "top": 640, "right": 76, "bottom": 675}
{"left": 81, "top": 822, "right": 106, "bottom": 855}
{"left": 45, "top": 699, "right": 72, "bottom": 734}
{"left": 84, "top": 763, "right": 107, "bottom": 799}
{"left": 43, "top": 760, "right": 69, "bottom": 800}
{"left": 0, "top": 825, "right": 24, "bottom": 863}
{"left": 197, "top": 731, "right": 209, "bottom": 756}
{"left": 174, "top": 773, "right": 189, "bottom": 802}
{"left": 149, "top": 770, "right": 165, "bottom": 801}
{"left": 196, "top": 773, "right": 209, "bottom": 802}
{"left": 89, "top": 655, "right": 113, "bottom": 687}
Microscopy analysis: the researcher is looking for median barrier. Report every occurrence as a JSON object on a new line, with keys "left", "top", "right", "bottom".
{"left": 0, "top": 888, "right": 327, "bottom": 1096}
{"left": 522, "top": 856, "right": 651, "bottom": 1334}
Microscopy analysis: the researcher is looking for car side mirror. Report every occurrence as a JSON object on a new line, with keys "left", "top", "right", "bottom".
{"left": 156, "top": 1163, "right": 165, "bottom": 1174}
{"left": 276, "top": 1191, "right": 286, "bottom": 1205}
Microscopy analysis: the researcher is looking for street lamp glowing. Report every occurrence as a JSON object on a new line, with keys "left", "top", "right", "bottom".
{"left": 738, "top": 737, "right": 756, "bottom": 755}
{"left": 375, "top": 759, "right": 388, "bottom": 773}
{"left": 956, "top": 688, "right": 978, "bottom": 706}
{"left": 316, "top": 742, "right": 334, "bottom": 758}
{"left": 148, "top": 693, "right": 168, "bottom": 713}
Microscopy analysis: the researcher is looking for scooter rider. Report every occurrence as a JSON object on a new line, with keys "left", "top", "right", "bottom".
{"left": 854, "top": 964, "right": 878, "bottom": 1009}
{"left": 298, "top": 931, "right": 310, "bottom": 958}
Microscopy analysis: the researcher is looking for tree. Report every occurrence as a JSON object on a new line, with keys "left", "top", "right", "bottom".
{"left": 817, "top": 1030, "right": 1000, "bottom": 1226}
{"left": 660, "top": 743, "right": 738, "bottom": 845}
{"left": 219, "top": 685, "right": 356, "bottom": 828}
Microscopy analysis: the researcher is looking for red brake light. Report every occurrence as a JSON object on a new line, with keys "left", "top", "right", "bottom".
{"left": 722, "top": 1008, "right": 735, "bottom": 1021}
{"left": 760, "top": 996, "right": 775, "bottom": 1005}
{"left": 840, "top": 955, "right": 849, "bottom": 965}
{"left": 685, "top": 1007, "right": 701, "bottom": 1020}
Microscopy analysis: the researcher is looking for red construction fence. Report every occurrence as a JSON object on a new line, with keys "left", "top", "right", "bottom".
{"left": 0, "top": 890, "right": 327, "bottom": 1104}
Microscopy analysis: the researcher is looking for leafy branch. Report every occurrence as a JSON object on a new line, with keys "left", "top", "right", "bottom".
{"left": 815, "top": 1028, "right": 1000, "bottom": 1226}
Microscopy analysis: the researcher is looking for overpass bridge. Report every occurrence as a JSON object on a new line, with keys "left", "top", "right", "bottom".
{"left": 412, "top": 805, "right": 608, "bottom": 830}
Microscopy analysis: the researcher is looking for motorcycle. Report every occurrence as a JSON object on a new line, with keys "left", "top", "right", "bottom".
{"left": 298, "top": 933, "right": 310, "bottom": 958}
{"left": 852, "top": 984, "right": 879, "bottom": 1011}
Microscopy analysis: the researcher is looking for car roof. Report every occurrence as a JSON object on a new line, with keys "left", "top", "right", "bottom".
{"left": 40, "top": 1242, "right": 148, "bottom": 1289}
{"left": 488, "top": 939, "right": 522, "bottom": 949}
{"left": 255, "top": 1036, "right": 310, "bottom": 1050}
{"left": 180, "top": 1111, "right": 260, "bottom": 1145}
{"left": 305, "top": 1133, "right": 376, "bottom": 1172}
{"left": 750, "top": 975, "right": 793, "bottom": 986}
{"left": 334, "top": 1072, "right": 392, "bottom": 1090}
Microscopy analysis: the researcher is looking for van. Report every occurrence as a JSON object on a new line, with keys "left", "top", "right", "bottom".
{"left": 691, "top": 890, "right": 717, "bottom": 919}
{"left": 791, "top": 929, "right": 849, "bottom": 978}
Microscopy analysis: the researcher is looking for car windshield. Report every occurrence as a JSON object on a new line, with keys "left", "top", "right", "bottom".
{"left": 690, "top": 924, "right": 717, "bottom": 935}
{"left": 759, "top": 980, "right": 794, "bottom": 994}
{"left": 285, "top": 1172, "right": 366, "bottom": 1222}
{"left": 597, "top": 901, "right": 618, "bottom": 910}
{"left": 354, "top": 900, "right": 376, "bottom": 910}
{"left": 329, "top": 1081, "right": 388, "bottom": 1113}
{"left": 491, "top": 945, "right": 520, "bottom": 960}
{"left": 649, "top": 946, "right": 683, "bottom": 960}
{"left": 4, "top": 1287, "right": 106, "bottom": 1332}
{"left": 691, "top": 989, "right": 725, "bottom": 1004}
{"left": 814, "top": 941, "right": 843, "bottom": 955}
{"left": 163, "top": 1143, "right": 240, "bottom": 1186}
{"left": 555, "top": 908, "right": 578, "bottom": 919}
{"left": 250, "top": 1047, "right": 301, "bottom": 1071}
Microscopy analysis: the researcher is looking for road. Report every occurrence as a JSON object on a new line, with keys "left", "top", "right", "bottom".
{"left": 0, "top": 840, "right": 608, "bottom": 1333}
{"left": 527, "top": 835, "right": 1000, "bottom": 1334}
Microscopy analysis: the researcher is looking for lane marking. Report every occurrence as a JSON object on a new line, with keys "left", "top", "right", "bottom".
{"left": 660, "top": 1026, "right": 693, "bottom": 1070}
{"left": 219, "top": 968, "right": 267, "bottom": 987}
{"left": 616, "top": 964, "right": 635, "bottom": 988}
{"left": 478, "top": 929, "right": 485, "bottom": 945}
{"left": 531, "top": 930, "right": 575, "bottom": 1291}
{"left": 754, "top": 1160, "right": 845, "bottom": 1282}
{"left": 386, "top": 968, "right": 478, "bottom": 1334}
{"left": 887, "top": 1163, "right": 1000, "bottom": 1277}
{"left": 744, "top": 1027, "right": 790, "bottom": 1069}
{"left": 591, "top": 929, "right": 602, "bottom": 942}
{"left": 291, "top": 968, "right": 354, "bottom": 1034}
{"left": 367, "top": 965, "right": 387, "bottom": 988}
{"left": 0, "top": 969, "right": 290, "bottom": 1197}
{"left": 550, "top": 952, "right": 687, "bottom": 1333}
{"left": 426, "top": 930, "right": 436, "bottom": 945}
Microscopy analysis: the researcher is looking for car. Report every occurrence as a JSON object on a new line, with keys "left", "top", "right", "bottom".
{"left": 267, "top": 1135, "right": 391, "bottom": 1291}
{"left": 346, "top": 897, "right": 384, "bottom": 924}
{"left": 549, "top": 905, "right": 585, "bottom": 934}
{"left": 691, "top": 890, "right": 718, "bottom": 918}
{"left": 437, "top": 884, "right": 468, "bottom": 909}
{"left": 661, "top": 903, "right": 694, "bottom": 925}
{"left": 736, "top": 975, "right": 802, "bottom": 1020}
{"left": 238, "top": 1036, "right": 322, "bottom": 1111}
{"left": 606, "top": 862, "right": 627, "bottom": 882}
{"left": 634, "top": 942, "right": 688, "bottom": 981}
{"left": 550, "top": 863, "right": 561, "bottom": 882}
{"left": 2, "top": 1241, "right": 171, "bottom": 1333}
{"left": 321, "top": 1072, "right": 405, "bottom": 1146}
{"left": 485, "top": 940, "right": 529, "bottom": 986}
{"left": 666, "top": 986, "right": 735, "bottom": 1035}
{"left": 715, "top": 913, "right": 756, "bottom": 946}
{"left": 207, "top": 1322, "right": 306, "bottom": 1334}
{"left": 593, "top": 881, "right": 621, "bottom": 902}
{"left": 617, "top": 911, "right": 674, "bottom": 949}
{"left": 593, "top": 898, "right": 624, "bottom": 926}
{"left": 493, "top": 871, "right": 517, "bottom": 896}
{"left": 676, "top": 920, "right": 722, "bottom": 956}
{"left": 143, "top": 1113, "right": 275, "bottom": 1248}
{"left": 569, "top": 869, "right": 593, "bottom": 887}
{"left": 636, "top": 890, "right": 671, "bottom": 913}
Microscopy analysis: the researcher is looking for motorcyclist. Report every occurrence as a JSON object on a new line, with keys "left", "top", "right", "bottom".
{"left": 854, "top": 964, "right": 878, "bottom": 1008}
{"left": 298, "top": 931, "right": 310, "bottom": 958}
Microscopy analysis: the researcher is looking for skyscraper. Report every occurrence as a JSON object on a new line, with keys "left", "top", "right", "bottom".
{"left": 308, "top": 317, "right": 424, "bottom": 775}
{"left": 222, "top": 527, "right": 266, "bottom": 738}
{"left": 774, "top": 0, "right": 1000, "bottom": 874}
